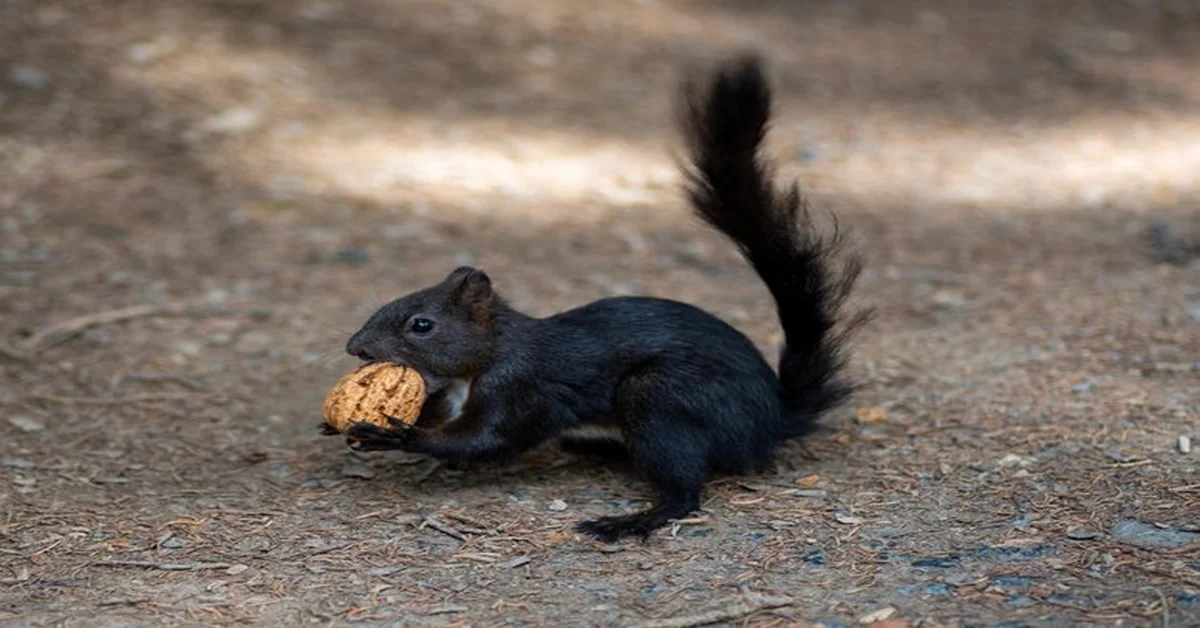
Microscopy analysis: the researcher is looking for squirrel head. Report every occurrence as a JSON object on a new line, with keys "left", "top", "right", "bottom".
{"left": 345, "top": 266, "right": 497, "bottom": 393}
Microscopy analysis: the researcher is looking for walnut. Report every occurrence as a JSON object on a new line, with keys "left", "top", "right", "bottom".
{"left": 321, "top": 362, "right": 426, "bottom": 433}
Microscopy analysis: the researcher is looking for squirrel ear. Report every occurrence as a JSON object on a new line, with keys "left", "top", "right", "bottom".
{"left": 452, "top": 268, "right": 493, "bottom": 312}
{"left": 445, "top": 265, "right": 476, "bottom": 281}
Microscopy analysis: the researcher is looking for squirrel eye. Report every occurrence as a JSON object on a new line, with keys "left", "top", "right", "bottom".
{"left": 409, "top": 317, "right": 435, "bottom": 334}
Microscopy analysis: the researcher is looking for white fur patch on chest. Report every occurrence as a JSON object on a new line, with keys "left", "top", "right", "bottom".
{"left": 441, "top": 379, "right": 471, "bottom": 421}
{"left": 561, "top": 424, "right": 625, "bottom": 443}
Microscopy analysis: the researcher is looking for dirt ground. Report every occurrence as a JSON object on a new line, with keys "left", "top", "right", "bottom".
{"left": 2, "top": 1, "right": 1199, "bottom": 626}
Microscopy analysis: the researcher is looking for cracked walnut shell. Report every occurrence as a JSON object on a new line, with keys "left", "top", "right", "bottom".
{"left": 322, "top": 362, "right": 426, "bottom": 433}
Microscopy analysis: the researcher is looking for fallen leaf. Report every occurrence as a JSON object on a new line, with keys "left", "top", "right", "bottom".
{"left": 547, "top": 530, "right": 574, "bottom": 543}
{"left": 856, "top": 407, "right": 887, "bottom": 425}
{"left": 796, "top": 474, "right": 821, "bottom": 488}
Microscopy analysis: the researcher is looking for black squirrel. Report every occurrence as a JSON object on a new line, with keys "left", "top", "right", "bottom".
{"left": 324, "top": 54, "right": 867, "bottom": 543}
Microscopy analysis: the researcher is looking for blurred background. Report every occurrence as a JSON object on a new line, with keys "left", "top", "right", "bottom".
{"left": 2, "top": 1, "right": 1198, "bottom": 625}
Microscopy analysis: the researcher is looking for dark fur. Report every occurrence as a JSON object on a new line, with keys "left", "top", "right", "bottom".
{"left": 329, "top": 54, "right": 866, "bottom": 542}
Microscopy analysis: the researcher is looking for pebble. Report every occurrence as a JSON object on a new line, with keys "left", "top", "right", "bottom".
{"left": 1179, "top": 436, "right": 1192, "bottom": 454}
{"left": 198, "top": 106, "right": 263, "bottom": 136}
{"left": 1, "top": 458, "right": 34, "bottom": 469}
{"left": 335, "top": 248, "right": 370, "bottom": 266}
{"left": 858, "top": 607, "right": 896, "bottom": 624}
{"left": 341, "top": 460, "right": 376, "bottom": 480}
{"left": 127, "top": 39, "right": 175, "bottom": 64}
{"left": 234, "top": 331, "right": 273, "bottom": 355}
{"left": 501, "top": 556, "right": 531, "bottom": 569}
{"left": 1066, "top": 527, "right": 1101, "bottom": 540}
{"left": 1111, "top": 519, "right": 1200, "bottom": 550}
{"left": 547, "top": 499, "right": 568, "bottom": 512}
{"left": 7, "top": 65, "right": 48, "bottom": 90}
{"left": 369, "top": 566, "right": 403, "bottom": 576}
{"left": 173, "top": 340, "right": 203, "bottom": 356}
{"left": 161, "top": 537, "right": 185, "bottom": 549}
{"left": 8, "top": 415, "right": 44, "bottom": 432}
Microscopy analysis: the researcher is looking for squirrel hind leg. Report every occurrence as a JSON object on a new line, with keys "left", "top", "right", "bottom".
{"left": 574, "top": 372, "right": 711, "bottom": 542}
{"left": 574, "top": 437, "right": 704, "bottom": 542}
{"left": 575, "top": 485, "right": 701, "bottom": 543}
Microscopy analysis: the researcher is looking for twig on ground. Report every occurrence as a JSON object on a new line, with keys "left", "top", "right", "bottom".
{"left": 442, "top": 511, "right": 499, "bottom": 535}
{"left": 0, "top": 342, "right": 27, "bottom": 361}
{"left": 1141, "top": 587, "right": 1169, "bottom": 628}
{"left": 92, "top": 560, "right": 232, "bottom": 571}
{"left": 22, "top": 392, "right": 238, "bottom": 406}
{"left": 110, "top": 372, "right": 210, "bottom": 393}
{"left": 634, "top": 594, "right": 795, "bottom": 628}
{"left": 17, "top": 301, "right": 249, "bottom": 354}
{"left": 421, "top": 516, "right": 466, "bottom": 541}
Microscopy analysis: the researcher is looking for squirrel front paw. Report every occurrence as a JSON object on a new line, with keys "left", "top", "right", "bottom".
{"left": 345, "top": 419, "right": 415, "bottom": 452}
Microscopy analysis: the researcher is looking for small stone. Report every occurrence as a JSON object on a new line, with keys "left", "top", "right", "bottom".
{"left": 8, "top": 415, "right": 44, "bottom": 432}
{"left": 931, "top": 290, "right": 966, "bottom": 308}
{"left": 547, "top": 499, "right": 568, "bottom": 512}
{"left": 127, "top": 39, "right": 175, "bottom": 64}
{"left": 1066, "top": 528, "right": 1100, "bottom": 540}
{"left": 303, "top": 477, "right": 341, "bottom": 489}
{"left": 527, "top": 45, "right": 557, "bottom": 68}
{"left": 225, "top": 564, "right": 249, "bottom": 575}
{"left": 161, "top": 537, "right": 185, "bottom": 549}
{"left": 835, "top": 513, "right": 864, "bottom": 525}
{"left": 198, "top": 107, "right": 263, "bottom": 136}
{"left": 234, "top": 331, "right": 273, "bottom": 355}
{"left": 1071, "top": 379, "right": 1095, "bottom": 393}
{"left": 335, "top": 248, "right": 369, "bottom": 266}
{"left": 501, "top": 556, "right": 531, "bottom": 569}
{"left": 368, "top": 566, "right": 402, "bottom": 576}
{"left": 1, "top": 458, "right": 34, "bottom": 469}
{"left": 13, "top": 476, "right": 36, "bottom": 487}
{"left": 341, "top": 460, "right": 376, "bottom": 480}
{"left": 173, "top": 340, "right": 203, "bottom": 356}
{"left": 858, "top": 607, "right": 896, "bottom": 624}
{"left": 1111, "top": 519, "right": 1200, "bottom": 550}
{"left": 7, "top": 65, "right": 48, "bottom": 90}
{"left": 1179, "top": 436, "right": 1192, "bottom": 454}
{"left": 998, "top": 454, "right": 1033, "bottom": 468}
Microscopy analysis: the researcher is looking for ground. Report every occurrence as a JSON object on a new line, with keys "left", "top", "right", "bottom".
{"left": 1, "top": 1, "right": 1198, "bottom": 626}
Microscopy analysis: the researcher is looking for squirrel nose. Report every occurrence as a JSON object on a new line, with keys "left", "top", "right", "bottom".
{"left": 345, "top": 333, "right": 377, "bottom": 361}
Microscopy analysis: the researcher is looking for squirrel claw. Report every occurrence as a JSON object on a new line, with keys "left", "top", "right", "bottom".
{"left": 318, "top": 421, "right": 340, "bottom": 436}
{"left": 382, "top": 414, "right": 412, "bottom": 430}
{"left": 345, "top": 421, "right": 412, "bottom": 451}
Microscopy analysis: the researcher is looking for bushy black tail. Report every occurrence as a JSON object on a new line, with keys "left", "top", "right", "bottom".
{"left": 678, "top": 54, "right": 867, "bottom": 434}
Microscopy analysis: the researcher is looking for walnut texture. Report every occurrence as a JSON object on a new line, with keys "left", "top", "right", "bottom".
{"left": 321, "top": 362, "right": 426, "bottom": 433}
